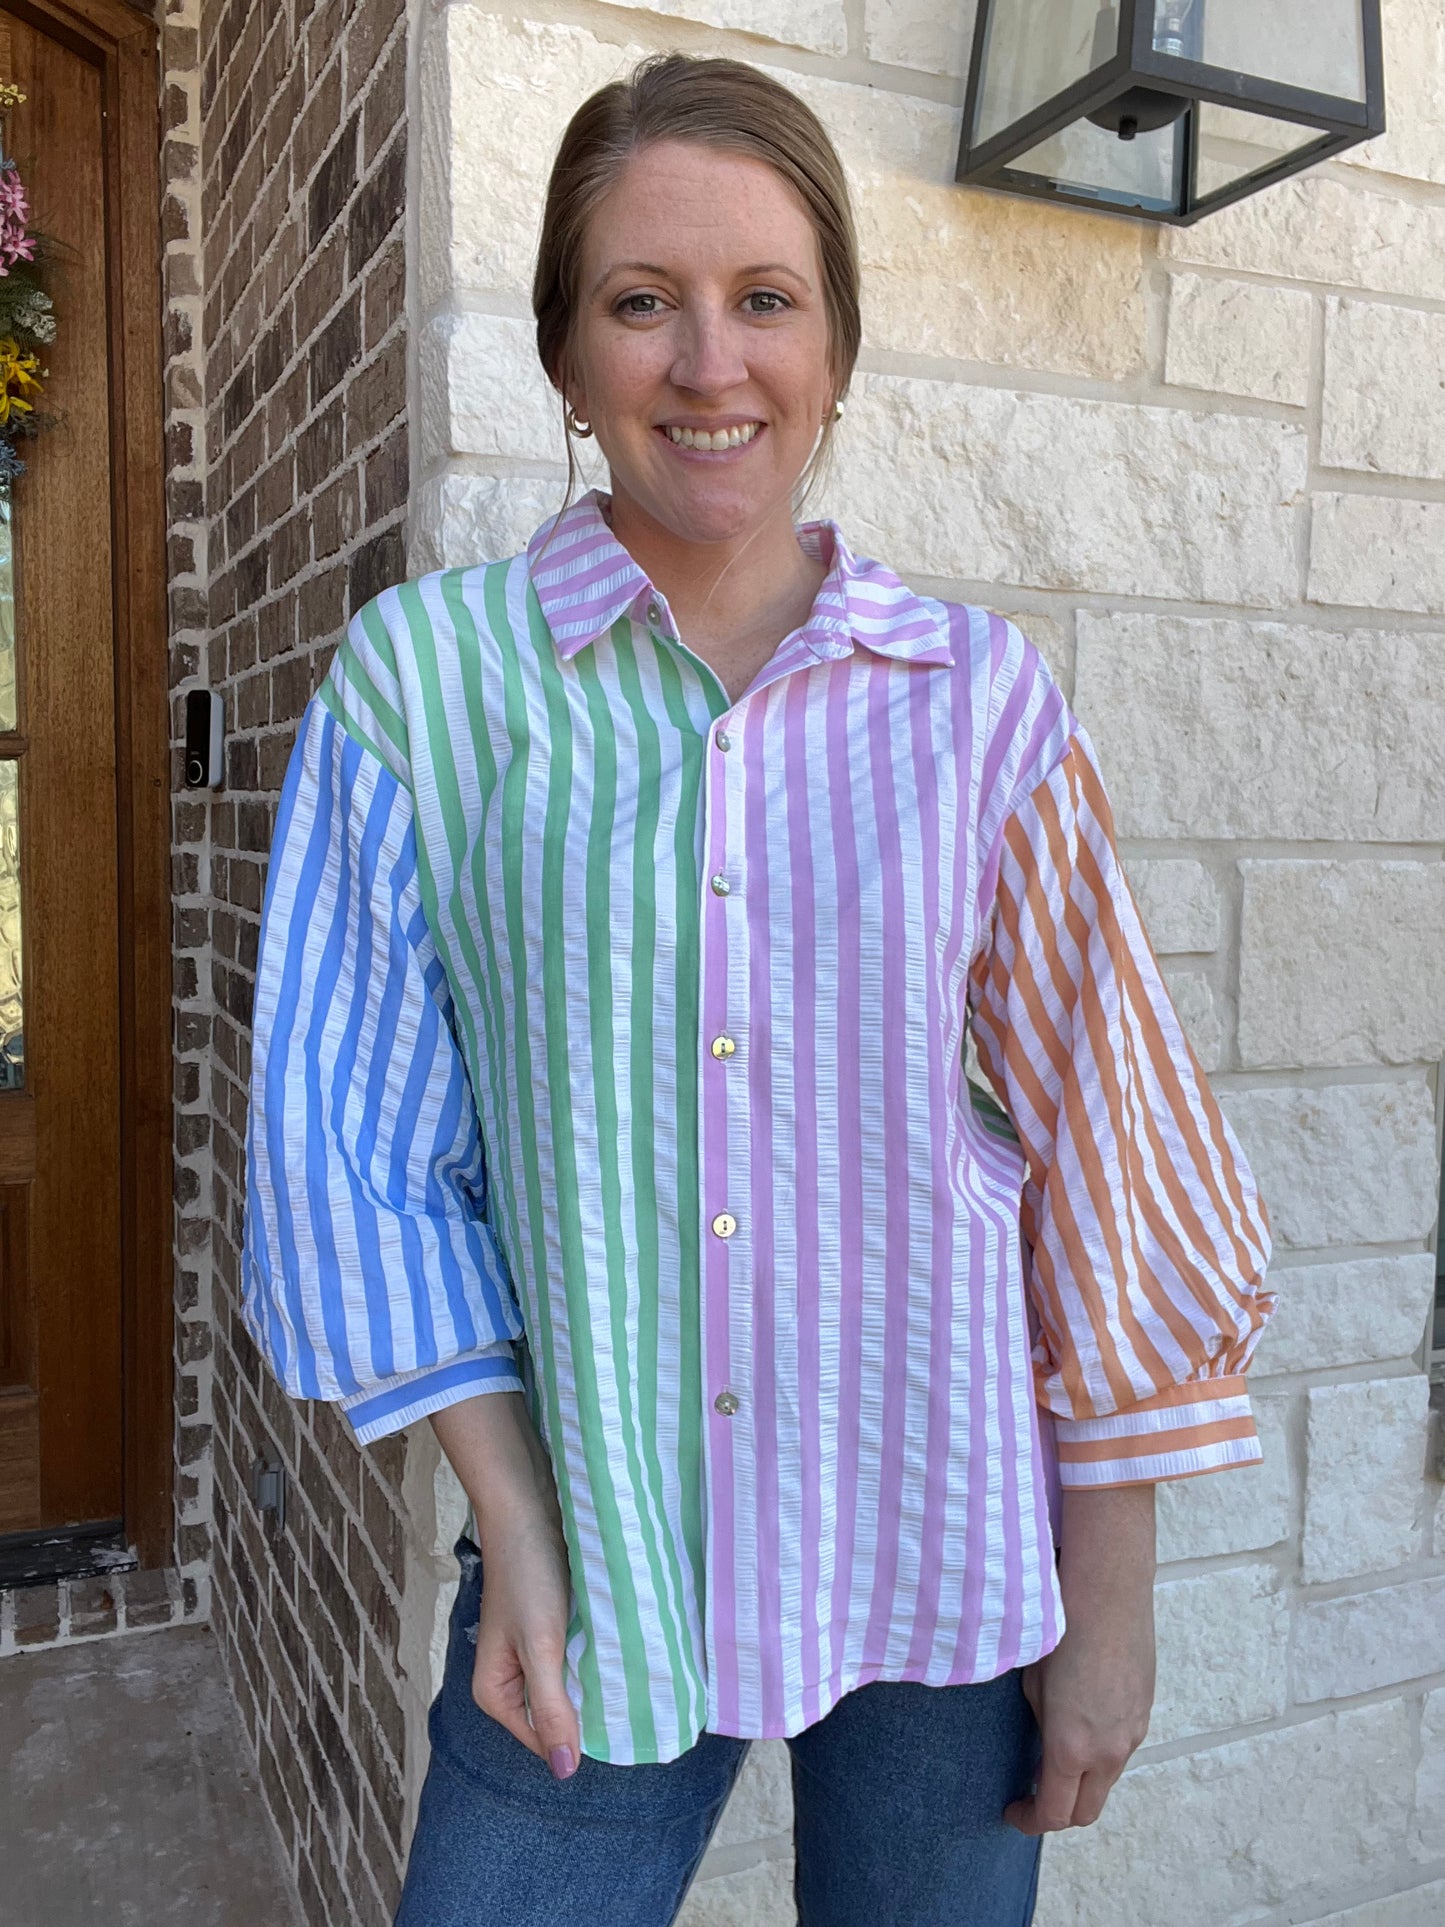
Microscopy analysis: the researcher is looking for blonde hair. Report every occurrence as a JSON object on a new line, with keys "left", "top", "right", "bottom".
{"left": 532, "top": 52, "right": 861, "bottom": 509}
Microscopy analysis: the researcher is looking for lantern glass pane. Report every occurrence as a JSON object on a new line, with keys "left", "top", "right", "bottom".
{"left": 1158, "top": 0, "right": 1367, "bottom": 102}
{"left": 975, "top": 0, "right": 1122, "bottom": 144}
{"left": 1007, "top": 115, "right": 1181, "bottom": 212}
{"left": 1194, "top": 100, "right": 1328, "bottom": 199}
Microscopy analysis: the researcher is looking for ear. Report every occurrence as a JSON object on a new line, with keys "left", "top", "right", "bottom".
{"left": 555, "top": 352, "right": 589, "bottom": 428}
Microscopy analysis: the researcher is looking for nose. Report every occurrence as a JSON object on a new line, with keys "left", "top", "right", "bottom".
{"left": 668, "top": 302, "right": 749, "bottom": 397}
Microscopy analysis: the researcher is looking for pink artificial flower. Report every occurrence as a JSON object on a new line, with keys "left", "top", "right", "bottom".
{"left": 0, "top": 168, "right": 35, "bottom": 275}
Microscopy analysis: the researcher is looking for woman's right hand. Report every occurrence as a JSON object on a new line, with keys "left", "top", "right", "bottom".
{"left": 430, "top": 1392, "right": 583, "bottom": 1780}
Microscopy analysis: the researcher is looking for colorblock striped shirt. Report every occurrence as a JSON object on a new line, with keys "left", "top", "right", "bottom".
{"left": 241, "top": 488, "right": 1275, "bottom": 1764}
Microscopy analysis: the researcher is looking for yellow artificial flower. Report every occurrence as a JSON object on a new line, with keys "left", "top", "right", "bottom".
{"left": 0, "top": 336, "right": 42, "bottom": 426}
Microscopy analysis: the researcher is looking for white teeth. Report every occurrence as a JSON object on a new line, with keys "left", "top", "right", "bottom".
{"left": 665, "top": 423, "right": 759, "bottom": 449}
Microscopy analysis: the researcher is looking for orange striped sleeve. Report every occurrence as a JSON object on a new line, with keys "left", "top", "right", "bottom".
{"left": 968, "top": 728, "right": 1275, "bottom": 1487}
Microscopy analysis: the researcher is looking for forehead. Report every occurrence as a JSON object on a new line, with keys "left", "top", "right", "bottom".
{"left": 584, "top": 139, "right": 820, "bottom": 273}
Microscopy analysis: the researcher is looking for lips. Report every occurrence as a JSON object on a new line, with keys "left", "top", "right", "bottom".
{"left": 661, "top": 422, "right": 762, "bottom": 450}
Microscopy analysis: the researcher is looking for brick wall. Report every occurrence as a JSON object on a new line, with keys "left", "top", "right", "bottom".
{"left": 166, "top": 0, "right": 413, "bottom": 1920}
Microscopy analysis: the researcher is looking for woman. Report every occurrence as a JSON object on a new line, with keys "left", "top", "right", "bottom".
{"left": 241, "top": 53, "right": 1274, "bottom": 1927}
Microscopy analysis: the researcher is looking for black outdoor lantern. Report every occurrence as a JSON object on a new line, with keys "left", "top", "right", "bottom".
{"left": 957, "top": 0, "right": 1385, "bottom": 224}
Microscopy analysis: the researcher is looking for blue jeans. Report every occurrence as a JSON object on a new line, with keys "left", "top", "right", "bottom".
{"left": 396, "top": 1538, "right": 1043, "bottom": 1926}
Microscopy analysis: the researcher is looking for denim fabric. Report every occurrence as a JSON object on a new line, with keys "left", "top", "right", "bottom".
{"left": 395, "top": 1539, "right": 1043, "bottom": 1927}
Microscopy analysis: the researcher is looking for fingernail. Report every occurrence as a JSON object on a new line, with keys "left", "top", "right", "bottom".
{"left": 549, "top": 1745, "right": 576, "bottom": 1781}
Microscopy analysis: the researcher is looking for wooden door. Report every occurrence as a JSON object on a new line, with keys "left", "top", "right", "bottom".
{"left": 0, "top": 10, "right": 127, "bottom": 1548}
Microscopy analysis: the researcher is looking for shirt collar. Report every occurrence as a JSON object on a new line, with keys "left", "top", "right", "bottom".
{"left": 526, "top": 488, "right": 953, "bottom": 670}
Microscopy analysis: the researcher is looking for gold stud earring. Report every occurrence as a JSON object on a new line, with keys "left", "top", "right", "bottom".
{"left": 829, "top": 399, "right": 845, "bottom": 424}
{"left": 565, "top": 402, "right": 594, "bottom": 439}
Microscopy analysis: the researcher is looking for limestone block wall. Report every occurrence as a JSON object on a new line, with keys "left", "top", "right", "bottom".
{"left": 405, "top": 2, "right": 1445, "bottom": 1922}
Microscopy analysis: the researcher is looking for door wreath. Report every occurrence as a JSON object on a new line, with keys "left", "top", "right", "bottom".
{"left": 0, "top": 81, "right": 53, "bottom": 495}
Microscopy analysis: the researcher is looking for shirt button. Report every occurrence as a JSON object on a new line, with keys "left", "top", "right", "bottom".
{"left": 713, "top": 1389, "right": 740, "bottom": 1416}
{"left": 715, "top": 729, "right": 732, "bottom": 753}
{"left": 710, "top": 1034, "right": 737, "bottom": 1060}
{"left": 710, "top": 1211, "right": 737, "bottom": 1239}
{"left": 647, "top": 600, "right": 662, "bottom": 626}
{"left": 710, "top": 874, "right": 730, "bottom": 897}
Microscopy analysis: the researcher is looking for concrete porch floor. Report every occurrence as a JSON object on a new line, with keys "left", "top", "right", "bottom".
{"left": 1, "top": 1622, "right": 303, "bottom": 1926}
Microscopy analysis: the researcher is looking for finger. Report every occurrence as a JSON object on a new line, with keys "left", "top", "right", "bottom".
{"left": 1002, "top": 1756, "right": 1083, "bottom": 1836}
{"left": 1019, "top": 1663, "right": 1044, "bottom": 1726}
{"left": 472, "top": 1643, "right": 548, "bottom": 1764}
{"left": 1068, "top": 1766, "right": 1123, "bottom": 1830}
{"left": 522, "top": 1638, "right": 583, "bottom": 1782}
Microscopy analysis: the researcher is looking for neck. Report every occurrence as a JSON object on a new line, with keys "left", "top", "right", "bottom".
{"left": 604, "top": 486, "right": 825, "bottom": 661}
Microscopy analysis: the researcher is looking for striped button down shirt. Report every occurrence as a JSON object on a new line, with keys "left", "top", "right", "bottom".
{"left": 241, "top": 488, "right": 1274, "bottom": 1764}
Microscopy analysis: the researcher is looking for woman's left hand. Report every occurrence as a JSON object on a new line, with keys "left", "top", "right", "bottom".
{"left": 1003, "top": 1483, "right": 1157, "bottom": 1836}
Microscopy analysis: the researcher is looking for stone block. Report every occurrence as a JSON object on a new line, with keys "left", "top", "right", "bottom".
{"left": 1294, "top": 1575, "right": 1445, "bottom": 1702}
{"left": 1165, "top": 273, "right": 1313, "bottom": 406}
{"left": 711, "top": 1740, "right": 793, "bottom": 1849}
{"left": 409, "top": 473, "right": 574, "bottom": 575}
{"left": 864, "top": 0, "right": 976, "bottom": 74}
{"left": 1220, "top": 1082, "right": 1440, "bottom": 1251}
{"left": 1238, "top": 861, "right": 1445, "bottom": 1069}
{"left": 1254, "top": 1255, "right": 1435, "bottom": 1379}
{"left": 1162, "top": 172, "right": 1445, "bottom": 302}
{"left": 823, "top": 381, "right": 1303, "bottom": 604}
{"left": 1074, "top": 615, "right": 1445, "bottom": 843}
{"left": 849, "top": 138, "right": 1147, "bottom": 379}
{"left": 421, "top": 12, "right": 640, "bottom": 305}
{"left": 1148, "top": 1567, "right": 1288, "bottom": 1745}
{"left": 607, "top": 0, "right": 847, "bottom": 53}
{"left": 1309, "top": 494, "right": 1445, "bottom": 616}
{"left": 1343, "top": 0, "right": 1445, "bottom": 187}
{"left": 1302, "top": 1375, "right": 1431, "bottom": 1582}
{"left": 1126, "top": 860, "right": 1220, "bottom": 955}
{"left": 1415, "top": 1688, "right": 1445, "bottom": 1862}
{"left": 1312, "top": 1883, "right": 1445, "bottom": 1927}
{"left": 678, "top": 1850, "right": 796, "bottom": 1925}
{"left": 1158, "top": 968, "right": 1223, "bottom": 1072}
{"left": 1322, "top": 299, "right": 1445, "bottom": 480}
{"left": 1032, "top": 1701, "right": 1413, "bottom": 1927}
{"left": 1155, "top": 1394, "right": 1290, "bottom": 1563}
{"left": 417, "top": 311, "right": 561, "bottom": 468}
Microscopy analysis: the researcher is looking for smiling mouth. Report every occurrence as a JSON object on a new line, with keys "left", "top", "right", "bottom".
{"left": 661, "top": 422, "right": 763, "bottom": 451}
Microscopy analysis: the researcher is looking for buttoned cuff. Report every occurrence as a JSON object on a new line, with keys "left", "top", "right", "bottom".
{"left": 1052, "top": 1376, "right": 1260, "bottom": 1488}
{"left": 339, "top": 1347, "right": 524, "bottom": 1445}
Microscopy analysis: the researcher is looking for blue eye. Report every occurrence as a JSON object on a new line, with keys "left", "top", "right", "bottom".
{"left": 617, "top": 293, "right": 663, "bottom": 317}
{"left": 745, "top": 290, "right": 790, "bottom": 315}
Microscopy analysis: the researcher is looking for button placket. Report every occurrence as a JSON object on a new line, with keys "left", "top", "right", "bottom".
{"left": 700, "top": 695, "right": 750, "bottom": 1434}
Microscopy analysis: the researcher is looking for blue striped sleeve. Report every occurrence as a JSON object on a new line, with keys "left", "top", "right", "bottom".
{"left": 240, "top": 694, "right": 526, "bottom": 1441}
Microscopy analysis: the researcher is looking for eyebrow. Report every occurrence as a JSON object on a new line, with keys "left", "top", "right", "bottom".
{"left": 588, "top": 259, "right": 813, "bottom": 297}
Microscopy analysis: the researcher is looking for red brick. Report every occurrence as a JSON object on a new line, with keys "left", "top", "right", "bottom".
{"left": 13, "top": 1582, "right": 61, "bottom": 1645}
{"left": 346, "top": 330, "right": 405, "bottom": 449}
{"left": 361, "top": 239, "right": 404, "bottom": 354}
{"left": 122, "top": 1569, "right": 176, "bottom": 1629}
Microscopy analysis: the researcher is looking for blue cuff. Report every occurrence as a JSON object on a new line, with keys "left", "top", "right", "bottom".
{"left": 340, "top": 1352, "right": 524, "bottom": 1444}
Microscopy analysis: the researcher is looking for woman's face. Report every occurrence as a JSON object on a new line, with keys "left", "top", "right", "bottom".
{"left": 566, "top": 139, "right": 835, "bottom": 550}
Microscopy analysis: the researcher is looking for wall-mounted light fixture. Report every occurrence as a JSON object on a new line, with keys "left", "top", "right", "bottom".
{"left": 957, "top": 0, "right": 1384, "bottom": 224}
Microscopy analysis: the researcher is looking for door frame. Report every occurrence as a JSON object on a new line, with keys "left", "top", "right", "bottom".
{"left": 13, "top": 0, "right": 172, "bottom": 1566}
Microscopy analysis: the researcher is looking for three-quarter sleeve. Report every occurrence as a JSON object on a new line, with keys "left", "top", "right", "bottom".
{"left": 240, "top": 693, "right": 526, "bottom": 1446}
{"left": 968, "top": 722, "right": 1275, "bottom": 1488}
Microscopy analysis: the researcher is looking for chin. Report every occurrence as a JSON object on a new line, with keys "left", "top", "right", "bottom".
{"left": 650, "top": 473, "right": 790, "bottom": 548}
